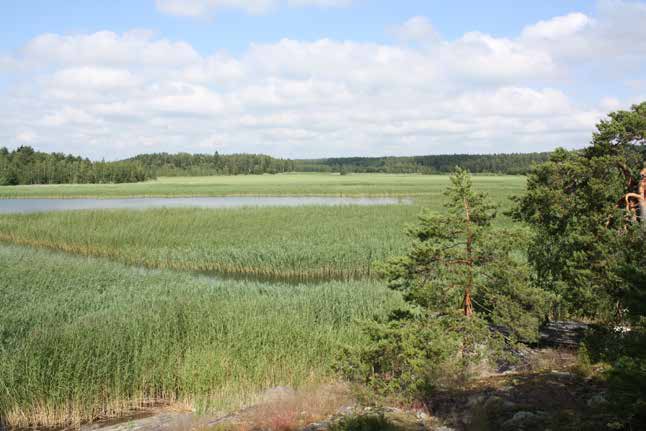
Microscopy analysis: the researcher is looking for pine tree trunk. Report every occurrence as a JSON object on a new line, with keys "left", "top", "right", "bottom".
{"left": 463, "top": 197, "right": 474, "bottom": 318}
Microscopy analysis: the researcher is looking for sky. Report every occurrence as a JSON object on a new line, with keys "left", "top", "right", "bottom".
{"left": 1, "top": 0, "right": 645, "bottom": 160}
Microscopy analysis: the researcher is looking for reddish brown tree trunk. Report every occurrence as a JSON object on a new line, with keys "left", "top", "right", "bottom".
{"left": 463, "top": 197, "right": 474, "bottom": 318}
{"left": 464, "top": 289, "right": 473, "bottom": 317}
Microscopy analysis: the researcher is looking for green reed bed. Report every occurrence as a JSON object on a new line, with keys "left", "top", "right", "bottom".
{"left": 0, "top": 205, "right": 419, "bottom": 281}
{"left": 0, "top": 173, "right": 526, "bottom": 199}
{"left": 0, "top": 244, "right": 402, "bottom": 428}
{"left": 0, "top": 175, "right": 523, "bottom": 282}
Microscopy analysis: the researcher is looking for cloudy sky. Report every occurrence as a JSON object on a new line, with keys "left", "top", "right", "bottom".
{"left": 1, "top": 0, "right": 645, "bottom": 160}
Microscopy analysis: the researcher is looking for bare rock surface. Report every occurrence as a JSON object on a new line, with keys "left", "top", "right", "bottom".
{"left": 81, "top": 411, "right": 196, "bottom": 431}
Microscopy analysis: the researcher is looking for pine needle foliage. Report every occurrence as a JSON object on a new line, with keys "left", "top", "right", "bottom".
{"left": 338, "top": 169, "right": 551, "bottom": 399}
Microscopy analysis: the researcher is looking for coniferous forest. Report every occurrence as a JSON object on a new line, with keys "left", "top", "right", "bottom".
{"left": 0, "top": 146, "right": 151, "bottom": 185}
{"left": 0, "top": 146, "right": 551, "bottom": 186}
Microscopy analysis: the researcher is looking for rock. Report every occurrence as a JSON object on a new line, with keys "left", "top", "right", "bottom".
{"left": 336, "top": 405, "right": 355, "bottom": 416}
{"left": 302, "top": 422, "right": 327, "bottom": 431}
{"left": 483, "top": 395, "right": 504, "bottom": 412}
{"left": 260, "top": 385, "right": 296, "bottom": 402}
{"left": 81, "top": 412, "right": 194, "bottom": 431}
{"left": 502, "top": 400, "right": 518, "bottom": 410}
{"left": 502, "top": 411, "right": 544, "bottom": 429}
{"left": 587, "top": 393, "right": 608, "bottom": 408}
{"left": 466, "top": 394, "right": 486, "bottom": 407}
{"left": 539, "top": 321, "right": 588, "bottom": 347}
{"left": 383, "top": 406, "right": 404, "bottom": 414}
{"left": 550, "top": 370, "right": 574, "bottom": 378}
{"left": 416, "top": 410, "right": 430, "bottom": 421}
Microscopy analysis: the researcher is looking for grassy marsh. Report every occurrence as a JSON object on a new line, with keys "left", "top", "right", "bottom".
{"left": 0, "top": 175, "right": 524, "bottom": 281}
{"left": 0, "top": 173, "right": 525, "bottom": 199}
{"left": 0, "top": 174, "right": 526, "bottom": 428}
{"left": 0, "top": 205, "right": 416, "bottom": 281}
{"left": 0, "top": 245, "right": 401, "bottom": 428}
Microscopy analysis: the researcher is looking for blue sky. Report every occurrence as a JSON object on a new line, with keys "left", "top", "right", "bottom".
{"left": 1, "top": 0, "right": 645, "bottom": 159}
{"left": 3, "top": 1, "right": 597, "bottom": 54}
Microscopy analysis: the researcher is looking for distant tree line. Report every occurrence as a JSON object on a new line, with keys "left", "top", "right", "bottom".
{"left": 295, "top": 153, "right": 551, "bottom": 174}
{"left": 0, "top": 148, "right": 299, "bottom": 185}
{"left": 1, "top": 146, "right": 552, "bottom": 186}
{"left": 0, "top": 146, "right": 151, "bottom": 185}
{"left": 127, "top": 152, "right": 296, "bottom": 176}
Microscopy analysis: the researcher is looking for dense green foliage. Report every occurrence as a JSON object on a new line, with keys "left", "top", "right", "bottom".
{"left": 514, "top": 102, "right": 646, "bottom": 429}
{"left": 0, "top": 245, "right": 401, "bottom": 428}
{"left": 0, "top": 172, "right": 526, "bottom": 199}
{"left": 514, "top": 103, "right": 646, "bottom": 320}
{"left": 296, "top": 153, "right": 550, "bottom": 174}
{"left": 0, "top": 146, "right": 152, "bottom": 185}
{"left": 127, "top": 152, "right": 296, "bottom": 176}
{"left": 339, "top": 170, "right": 551, "bottom": 399}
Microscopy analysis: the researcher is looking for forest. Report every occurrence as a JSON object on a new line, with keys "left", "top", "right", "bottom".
{"left": 295, "top": 152, "right": 551, "bottom": 174}
{"left": 0, "top": 147, "right": 550, "bottom": 186}
{"left": 0, "top": 146, "right": 151, "bottom": 185}
{"left": 127, "top": 152, "right": 296, "bottom": 176}
{"left": 0, "top": 148, "right": 297, "bottom": 185}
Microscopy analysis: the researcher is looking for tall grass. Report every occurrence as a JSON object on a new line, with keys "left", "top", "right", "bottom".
{"left": 0, "top": 173, "right": 526, "bottom": 199}
{"left": 0, "top": 245, "right": 402, "bottom": 428}
{"left": 0, "top": 174, "right": 525, "bottom": 427}
{"left": 0, "top": 176, "right": 523, "bottom": 281}
{"left": 0, "top": 205, "right": 417, "bottom": 281}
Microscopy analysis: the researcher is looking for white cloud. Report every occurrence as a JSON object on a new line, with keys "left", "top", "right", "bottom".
{"left": 179, "top": 53, "right": 246, "bottom": 83}
{"left": 51, "top": 67, "right": 139, "bottom": 90}
{"left": 521, "top": 13, "right": 592, "bottom": 40}
{"left": 22, "top": 31, "right": 199, "bottom": 67}
{"left": 42, "top": 107, "right": 100, "bottom": 127}
{"left": 441, "top": 32, "right": 557, "bottom": 83}
{"left": 155, "top": 0, "right": 351, "bottom": 17}
{"left": 389, "top": 16, "right": 439, "bottom": 42}
{"left": 600, "top": 97, "right": 621, "bottom": 111}
{"left": 451, "top": 87, "right": 573, "bottom": 117}
{"left": 520, "top": 2, "right": 646, "bottom": 62}
{"left": 1, "top": 1, "right": 645, "bottom": 159}
{"left": 16, "top": 131, "right": 37, "bottom": 143}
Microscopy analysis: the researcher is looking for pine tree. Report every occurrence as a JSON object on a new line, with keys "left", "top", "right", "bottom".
{"left": 339, "top": 168, "right": 552, "bottom": 398}
{"left": 514, "top": 102, "right": 646, "bottom": 320}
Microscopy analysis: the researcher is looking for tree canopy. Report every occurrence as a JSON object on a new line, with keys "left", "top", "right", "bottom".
{"left": 339, "top": 169, "right": 552, "bottom": 398}
{"left": 514, "top": 102, "right": 646, "bottom": 321}
{"left": 296, "top": 152, "right": 550, "bottom": 175}
{"left": 0, "top": 146, "right": 151, "bottom": 185}
{"left": 513, "top": 102, "right": 646, "bottom": 428}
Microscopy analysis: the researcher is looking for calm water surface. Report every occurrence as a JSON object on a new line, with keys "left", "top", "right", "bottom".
{"left": 0, "top": 196, "right": 411, "bottom": 214}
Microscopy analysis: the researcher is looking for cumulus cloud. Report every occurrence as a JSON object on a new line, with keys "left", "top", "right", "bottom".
{"left": 155, "top": 0, "right": 351, "bottom": 17}
{"left": 22, "top": 30, "right": 199, "bottom": 67}
{"left": 50, "top": 67, "right": 140, "bottom": 90}
{"left": 520, "top": 2, "right": 646, "bottom": 63}
{"left": 521, "top": 13, "right": 593, "bottom": 40}
{"left": 389, "top": 16, "right": 439, "bottom": 42}
{"left": 0, "top": 1, "right": 645, "bottom": 159}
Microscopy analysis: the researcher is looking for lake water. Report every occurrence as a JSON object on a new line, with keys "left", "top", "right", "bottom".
{"left": 0, "top": 196, "right": 411, "bottom": 214}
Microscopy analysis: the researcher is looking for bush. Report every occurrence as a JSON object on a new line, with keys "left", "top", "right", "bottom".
{"left": 337, "top": 310, "right": 504, "bottom": 399}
